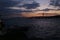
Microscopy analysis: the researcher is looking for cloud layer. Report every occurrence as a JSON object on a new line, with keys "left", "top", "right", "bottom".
{"left": 50, "top": 0, "right": 60, "bottom": 7}
{"left": 0, "top": 0, "right": 40, "bottom": 17}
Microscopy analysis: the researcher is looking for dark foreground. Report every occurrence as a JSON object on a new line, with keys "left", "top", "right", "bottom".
{"left": 0, "top": 16, "right": 60, "bottom": 40}
{"left": 0, "top": 28, "right": 60, "bottom": 40}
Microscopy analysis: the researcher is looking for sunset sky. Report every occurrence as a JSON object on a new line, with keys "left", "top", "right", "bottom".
{"left": 0, "top": 0, "right": 60, "bottom": 18}
{"left": 8, "top": 0, "right": 57, "bottom": 10}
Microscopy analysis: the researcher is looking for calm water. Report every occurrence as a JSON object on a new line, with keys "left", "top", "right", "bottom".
{"left": 3, "top": 17, "right": 60, "bottom": 39}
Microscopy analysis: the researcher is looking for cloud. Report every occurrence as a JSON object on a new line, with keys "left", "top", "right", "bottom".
{"left": 8, "top": 7, "right": 26, "bottom": 10}
{"left": 0, "top": 0, "right": 20, "bottom": 15}
{"left": 50, "top": 0, "right": 60, "bottom": 7}
{"left": 0, "top": 0, "right": 40, "bottom": 8}
{"left": 0, "top": 0, "right": 40, "bottom": 18}
{"left": 23, "top": 3, "right": 39, "bottom": 9}
{"left": 0, "top": 0, "right": 18, "bottom": 7}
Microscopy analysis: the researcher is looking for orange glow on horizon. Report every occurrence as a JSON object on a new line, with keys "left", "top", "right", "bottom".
{"left": 5, "top": 10, "right": 60, "bottom": 18}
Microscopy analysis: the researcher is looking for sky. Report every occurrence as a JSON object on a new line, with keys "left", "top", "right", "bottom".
{"left": 8, "top": 0, "right": 58, "bottom": 10}
{"left": 35, "top": 0, "right": 50, "bottom": 9}
{"left": 34, "top": 0, "right": 60, "bottom": 9}
{"left": 7, "top": 0, "right": 55, "bottom": 10}
{"left": 0, "top": 0, "right": 59, "bottom": 10}
{"left": 0, "top": 0, "right": 60, "bottom": 18}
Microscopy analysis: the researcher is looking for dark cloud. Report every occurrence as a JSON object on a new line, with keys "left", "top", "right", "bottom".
{"left": 50, "top": 0, "right": 60, "bottom": 7}
{"left": 0, "top": 0, "right": 20, "bottom": 7}
{"left": 0, "top": 0, "right": 40, "bottom": 18}
{"left": 23, "top": 3, "right": 39, "bottom": 9}
{"left": 0, "top": 0, "right": 21, "bottom": 16}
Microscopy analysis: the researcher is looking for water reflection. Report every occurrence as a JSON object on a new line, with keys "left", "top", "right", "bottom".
{"left": 3, "top": 17, "right": 59, "bottom": 37}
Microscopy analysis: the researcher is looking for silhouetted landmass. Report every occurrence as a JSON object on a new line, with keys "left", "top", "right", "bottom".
{"left": 28, "top": 15, "right": 60, "bottom": 19}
